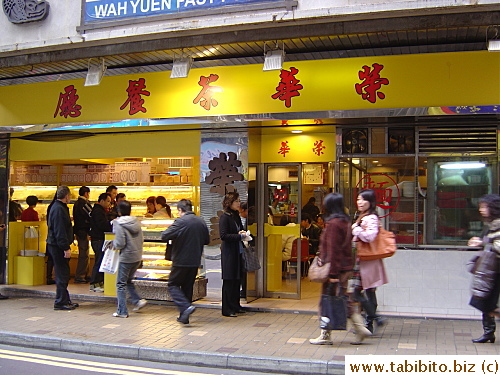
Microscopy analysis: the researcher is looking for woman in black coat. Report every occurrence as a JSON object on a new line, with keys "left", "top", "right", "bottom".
{"left": 468, "top": 194, "right": 500, "bottom": 343}
{"left": 219, "top": 192, "right": 246, "bottom": 317}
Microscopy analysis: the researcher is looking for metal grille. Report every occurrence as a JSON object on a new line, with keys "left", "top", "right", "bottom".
{"left": 418, "top": 125, "right": 497, "bottom": 154}
{"left": 157, "top": 158, "right": 192, "bottom": 167}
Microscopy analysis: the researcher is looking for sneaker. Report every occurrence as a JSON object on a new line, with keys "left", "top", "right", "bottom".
{"left": 74, "top": 278, "right": 88, "bottom": 284}
{"left": 93, "top": 287, "right": 104, "bottom": 293}
{"left": 133, "top": 299, "right": 147, "bottom": 312}
{"left": 112, "top": 312, "right": 128, "bottom": 318}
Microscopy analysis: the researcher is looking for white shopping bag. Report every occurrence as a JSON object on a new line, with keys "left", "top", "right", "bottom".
{"left": 99, "top": 240, "right": 120, "bottom": 274}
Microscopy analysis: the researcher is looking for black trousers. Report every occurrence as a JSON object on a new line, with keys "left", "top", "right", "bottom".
{"left": 167, "top": 266, "right": 198, "bottom": 314}
{"left": 354, "top": 287, "right": 378, "bottom": 321}
{"left": 222, "top": 279, "right": 241, "bottom": 316}
{"left": 47, "top": 244, "right": 71, "bottom": 306}
{"left": 90, "top": 240, "right": 105, "bottom": 285}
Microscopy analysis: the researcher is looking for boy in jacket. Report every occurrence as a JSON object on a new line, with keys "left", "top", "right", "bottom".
{"left": 112, "top": 200, "right": 147, "bottom": 318}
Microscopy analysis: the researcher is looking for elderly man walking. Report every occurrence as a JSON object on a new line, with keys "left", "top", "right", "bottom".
{"left": 161, "top": 199, "right": 209, "bottom": 324}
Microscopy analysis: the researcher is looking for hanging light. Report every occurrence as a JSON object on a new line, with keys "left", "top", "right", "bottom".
{"left": 84, "top": 58, "right": 107, "bottom": 86}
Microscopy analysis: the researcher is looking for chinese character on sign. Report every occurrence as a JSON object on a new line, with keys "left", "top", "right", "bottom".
{"left": 193, "top": 74, "right": 222, "bottom": 111}
{"left": 208, "top": 212, "right": 223, "bottom": 246}
{"left": 281, "top": 120, "right": 289, "bottom": 126}
{"left": 53, "top": 85, "right": 82, "bottom": 118}
{"left": 271, "top": 67, "right": 303, "bottom": 108}
{"left": 356, "top": 173, "right": 400, "bottom": 217}
{"left": 205, "top": 152, "right": 244, "bottom": 195}
{"left": 120, "top": 78, "right": 150, "bottom": 115}
{"left": 312, "top": 140, "right": 326, "bottom": 156}
{"left": 314, "top": 119, "right": 324, "bottom": 125}
{"left": 278, "top": 141, "right": 290, "bottom": 157}
{"left": 355, "top": 63, "right": 389, "bottom": 104}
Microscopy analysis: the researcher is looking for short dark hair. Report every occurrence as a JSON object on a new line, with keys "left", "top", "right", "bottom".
{"left": 117, "top": 200, "right": 131, "bottom": 216}
{"left": 116, "top": 193, "right": 126, "bottom": 200}
{"left": 106, "top": 185, "right": 118, "bottom": 193}
{"left": 240, "top": 202, "right": 248, "bottom": 211}
{"left": 177, "top": 199, "right": 192, "bottom": 213}
{"left": 222, "top": 191, "right": 239, "bottom": 211}
{"left": 26, "top": 195, "right": 38, "bottom": 206}
{"left": 301, "top": 212, "right": 312, "bottom": 223}
{"left": 56, "top": 186, "right": 70, "bottom": 200}
{"left": 79, "top": 186, "right": 90, "bottom": 196}
{"left": 98, "top": 192, "right": 111, "bottom": 202}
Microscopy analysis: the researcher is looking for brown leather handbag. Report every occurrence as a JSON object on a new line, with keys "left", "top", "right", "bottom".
{"left": 356, "top": 227, "right": 396, "bottom": 261}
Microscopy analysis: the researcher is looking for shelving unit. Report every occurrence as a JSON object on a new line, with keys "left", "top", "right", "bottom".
{"left": 388, "top": 197, "right": 425, "bottom": 245}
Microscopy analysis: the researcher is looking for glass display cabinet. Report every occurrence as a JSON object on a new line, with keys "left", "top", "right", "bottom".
{"left": 426, "top": 158, "right": 496, "bottom": 245}
{"left": 132, "top": 218, "right": 208, "bottom": 301}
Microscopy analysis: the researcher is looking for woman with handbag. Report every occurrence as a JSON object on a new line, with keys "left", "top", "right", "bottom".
{"left": 352, "top": 189, "right": 388, "bottom": 334}
{"left": 219, "top": 192, "right": 247, "bottom": 317}
{"left": 468, "top": 194, "right": 500, "bottom": 344}
{"left": 309, "top": 193, "right": 371, "bottom": 345}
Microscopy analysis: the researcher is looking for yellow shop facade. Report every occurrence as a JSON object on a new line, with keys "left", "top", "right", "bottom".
{"left": 0, "top": 50, "right": 499, "bottom": 313}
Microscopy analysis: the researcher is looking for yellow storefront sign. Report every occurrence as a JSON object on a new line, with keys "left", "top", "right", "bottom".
{"left": 0, "top": 51, "right": 498, "bottom": 127}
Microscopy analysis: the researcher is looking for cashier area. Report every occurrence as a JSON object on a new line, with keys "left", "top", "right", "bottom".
{"left": 6, "top": 158, "right": 208, "bottom": 301}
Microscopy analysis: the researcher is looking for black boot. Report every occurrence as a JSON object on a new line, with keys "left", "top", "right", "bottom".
{"left": 472, "top": 313, "right": 496, "bottom": 343}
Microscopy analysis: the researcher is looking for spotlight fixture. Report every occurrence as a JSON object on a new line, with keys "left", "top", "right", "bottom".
{"left": 84, "top": 58, "right": 107, "bottom": 86}
{"left": 263, "top": 41, "right": 285, "bottom": 71}
{"left": 291, "top": 130, "right": 303, "bottom": 134}
{"left": 487, "top": 25, "right": 500, "bottom": 52}
{"left": 170, "top": 56, "right": 193, "bottom": 79}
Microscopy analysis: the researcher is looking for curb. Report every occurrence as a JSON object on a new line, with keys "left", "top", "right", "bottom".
{"left": 0, "top": 330, "right": 345, "bottom": 375}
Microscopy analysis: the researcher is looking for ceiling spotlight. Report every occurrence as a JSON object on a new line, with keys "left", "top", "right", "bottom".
{"left": 263, "top": 42, "right": 285, "bottom": 71}
{"left": 84, "top": 58, "right": 107, "bottom": 86}
{"left": 291, "top": 130, "right": 303, "bottom": 134}
{"left": 170, "top": 56, "right": 193, "bottom": 79}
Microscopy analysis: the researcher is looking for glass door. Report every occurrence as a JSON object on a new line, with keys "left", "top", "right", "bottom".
{"left": 243, "top": 164, "right": 259, "bottom": 302}
{"left": 263, "top": 164, "right": 302, "bottom": 299}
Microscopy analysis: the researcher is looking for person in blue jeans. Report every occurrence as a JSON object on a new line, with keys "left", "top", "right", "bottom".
{"left": 112, "top": 200, "right": 147, "bottom": 318}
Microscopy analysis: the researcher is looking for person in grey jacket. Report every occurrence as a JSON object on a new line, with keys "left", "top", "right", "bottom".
{"left": 161, "top": 199, "right": 210, "bottom": 324}
{"left": 112, "top": 200, "right": 147, "bottom": 318}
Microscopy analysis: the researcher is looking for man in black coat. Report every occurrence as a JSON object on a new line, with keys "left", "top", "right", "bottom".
{"left": 89, "top": 192, "right": 112, "bottom": 292}
{"left": 73, "top": 186, "right": 92, "bottom": 283}
{"left": 161, "top": 199, "right": 209, "bottom": 324}
{"left": 46, "top": 186, "right": 77, "bottom": 310}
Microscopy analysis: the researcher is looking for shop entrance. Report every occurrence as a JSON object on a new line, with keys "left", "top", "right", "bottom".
{"left": 261, "top": 163, "right": 330, "bottom": 299}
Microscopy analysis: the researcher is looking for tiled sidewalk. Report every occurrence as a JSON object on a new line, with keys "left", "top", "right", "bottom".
{"left": 0, "top": 291, "right": 499, "bottom": 374}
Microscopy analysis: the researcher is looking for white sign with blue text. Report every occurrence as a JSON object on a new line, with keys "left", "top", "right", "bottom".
{"left": 84, "top": 0, "right": 276, "bottom": 23}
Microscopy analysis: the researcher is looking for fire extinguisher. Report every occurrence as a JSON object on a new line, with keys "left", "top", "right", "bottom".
{"left": 290, "top": 203, "right": 295, "bottom": 216}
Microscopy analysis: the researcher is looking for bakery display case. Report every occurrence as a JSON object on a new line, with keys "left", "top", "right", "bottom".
{"left": 132, "top": 218, "right": 208, "bottom": 301}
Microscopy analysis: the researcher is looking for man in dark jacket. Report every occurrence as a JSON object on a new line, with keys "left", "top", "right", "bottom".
{"left": 89, "top": 192, "right": 112, "bottom": 292}
{"left": 73, "top": 186, "right": 92, "bottom": 283}
{"left": 301, "top": 213, "right": 322, "bottom": 256}
{"left": 46, "top": 185, "right": 77, "bottom": 310}
{"left": 161, "top": 199, "right": 209, "bottom": 324}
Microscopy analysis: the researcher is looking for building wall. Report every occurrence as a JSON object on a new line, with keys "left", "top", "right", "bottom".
{"left": 379, "top": 249, "right": 481, "bottom": 318}
{"left": 0, "top": 0, "right": 497, "bottom": 54}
